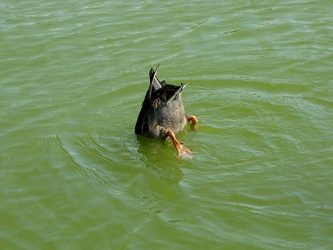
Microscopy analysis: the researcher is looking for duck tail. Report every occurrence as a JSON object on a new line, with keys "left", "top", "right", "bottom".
{"left": 148, "top": 64, "right": 163, "bottom": 101}
{"left": 166, "top": 83, "right": 187, "bottom": 105}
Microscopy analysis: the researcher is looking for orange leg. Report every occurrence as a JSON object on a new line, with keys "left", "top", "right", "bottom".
{"left": 189, "top": 115, "right": 198, "bottom": 124}
{"left": 166, "top": 130, "right": 193, "bottom": 159}
{"left": 188, "top": 115, "right": 198, "bottom": 129}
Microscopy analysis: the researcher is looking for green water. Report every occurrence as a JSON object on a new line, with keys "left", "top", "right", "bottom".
{"left": 1, "top": 0, "right": 332, "bottom": 249}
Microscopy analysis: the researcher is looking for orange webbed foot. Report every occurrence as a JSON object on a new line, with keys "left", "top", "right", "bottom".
{"left": 189, "top": 115, "right": 198, "bottom": 130}
{"left": 166, "top": 130, "right": 193, "bottom": 159}
{"left": 176, "top": 142, "right": 193, "bottom": 159}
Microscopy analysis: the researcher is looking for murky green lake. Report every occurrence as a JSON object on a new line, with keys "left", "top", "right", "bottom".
{"left": 1, "top": 0, "right": 332, "bottom": 249}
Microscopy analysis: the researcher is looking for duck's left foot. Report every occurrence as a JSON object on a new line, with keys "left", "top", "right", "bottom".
{"left": 176, "top": 142, "right": 193, "bottom": 159}
{"left": 166, "top": 130, "right": 193, "bottom": 159}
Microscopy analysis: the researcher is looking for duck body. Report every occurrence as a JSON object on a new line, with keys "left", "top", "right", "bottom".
{"left": 135, "top": 65, "right": 198, "bottom": 158}
{"left": 135, "top": 66, "right": 189, "bottom": 139}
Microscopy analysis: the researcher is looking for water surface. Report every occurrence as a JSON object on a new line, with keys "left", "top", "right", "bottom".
{"left": 1, "top": 0, "right": 332, "bottom": 249}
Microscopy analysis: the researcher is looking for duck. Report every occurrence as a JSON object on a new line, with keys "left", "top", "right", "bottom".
{"left": 135, "top": 64, "right": 198, "bottom": 159}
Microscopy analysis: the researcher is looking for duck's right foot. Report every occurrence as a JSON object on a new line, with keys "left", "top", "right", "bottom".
{"left": 189, "top": 115, "right": 198, "bottom": 129}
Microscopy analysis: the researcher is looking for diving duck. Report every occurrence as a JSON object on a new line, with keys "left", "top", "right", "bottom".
{"left": 135, "top": 64, "right": 198, "bottom": 159}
